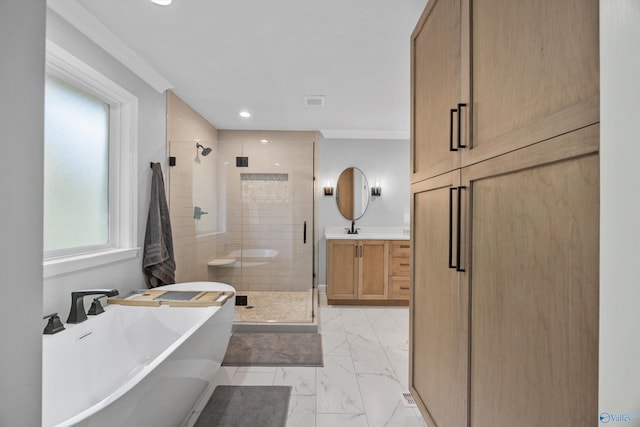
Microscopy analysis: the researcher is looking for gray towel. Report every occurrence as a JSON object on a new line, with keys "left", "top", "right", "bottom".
{"left": 143, "top": 163, "right": 176, "bottom": 288}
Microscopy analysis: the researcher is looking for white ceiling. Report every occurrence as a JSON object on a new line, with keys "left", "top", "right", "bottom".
{"left": 49, "top": 0, "right": 428, "bottom": 139}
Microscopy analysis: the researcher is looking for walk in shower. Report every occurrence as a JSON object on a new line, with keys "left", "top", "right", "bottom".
{"left": 168, "top": 131, "right": 317, "bottom": 330}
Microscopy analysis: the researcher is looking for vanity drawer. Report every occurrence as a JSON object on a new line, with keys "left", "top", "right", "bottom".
{"left": 391, "top": 242, "right": 411, "bottom": 257}
{"left": 390, "top": 277, "right": 410, "bottom": 300}
{"left": 391, "top": 257, "right": 410, "bottom": 275}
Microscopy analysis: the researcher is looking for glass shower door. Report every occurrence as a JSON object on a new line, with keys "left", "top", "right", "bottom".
{"left": 216, "top": 137, "right": 314, "bottom": 323}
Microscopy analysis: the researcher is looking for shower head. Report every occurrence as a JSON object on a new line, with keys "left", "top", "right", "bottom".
{"left": 196, "top": 143, "right": 212, "bottom": 157}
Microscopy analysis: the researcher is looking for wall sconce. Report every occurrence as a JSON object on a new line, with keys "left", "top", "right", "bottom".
{"left": 324, "top": 180, "right": 334, "bottom": 196}
{"left": 371, "top": 180, "right": 382, "bottom": 197}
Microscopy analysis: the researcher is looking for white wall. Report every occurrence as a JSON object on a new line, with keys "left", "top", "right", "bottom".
{"left": 0, "top": 2, "right": 45, "bottom": 425}
{"left": 317, "top": 137, "right": 410, "bottom": 284}
{"left": 42, "top": 10, "right": 167, "bottom": 316}
{"left": 599, "top": 1, "right": 640, "bottom": 424}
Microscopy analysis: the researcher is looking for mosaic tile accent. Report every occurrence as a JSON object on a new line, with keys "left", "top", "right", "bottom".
{"left": 241, "top": 173, "right": 288, "bottom": 181}
{"left": 241, "top": 176, "right": 289, "bottom": 204}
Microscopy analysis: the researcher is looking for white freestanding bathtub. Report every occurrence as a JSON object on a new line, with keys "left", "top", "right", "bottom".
{"left": 42, "top": 282, "right": 235, "bottom": 427}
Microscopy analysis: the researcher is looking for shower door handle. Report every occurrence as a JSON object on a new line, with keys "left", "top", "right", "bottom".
{"left": 303, "top": 221, "right": 307, "bottom": 244}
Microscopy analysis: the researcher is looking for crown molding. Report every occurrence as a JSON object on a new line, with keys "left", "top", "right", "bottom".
{"left": 47, "top": 0, "right": 172, "bottom": 93}
{"left": 320, "top": 129, "right": 409, "bottom": 140}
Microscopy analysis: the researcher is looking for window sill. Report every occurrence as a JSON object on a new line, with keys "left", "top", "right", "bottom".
{"left": 43, "top": 247, "right": 139, "bottom": 278}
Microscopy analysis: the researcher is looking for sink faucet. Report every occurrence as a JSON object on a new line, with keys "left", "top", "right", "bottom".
{"left": 67, "top": 289, "right": 119, "bottom": 324}
{"left": 346, "top": 220, "right": 359, "bottom": 235}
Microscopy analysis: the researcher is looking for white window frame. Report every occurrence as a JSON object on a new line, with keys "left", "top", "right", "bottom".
{"left": 43, "top": 41, "right": 139, "bottom": 278}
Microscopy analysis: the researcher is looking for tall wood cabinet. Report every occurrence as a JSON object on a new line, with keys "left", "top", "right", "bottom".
{"left": 409, "top": 1, "right": 599, "bottom": 426}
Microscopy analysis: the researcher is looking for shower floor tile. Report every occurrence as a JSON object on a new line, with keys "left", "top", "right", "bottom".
{"left": 234, "top": 290, "right": 313, "bottom": 323}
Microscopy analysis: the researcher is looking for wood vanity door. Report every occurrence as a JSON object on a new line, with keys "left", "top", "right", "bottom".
{"left": 358, "top": 240, "right": 388, "bottom": 300}
{"left": 326, "top": 240, "right": 357, "bottom": 301}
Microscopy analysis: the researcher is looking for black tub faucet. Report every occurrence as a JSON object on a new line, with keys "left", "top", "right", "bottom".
{"left": 67, "top": 289, "right": 119, "bottom": 324}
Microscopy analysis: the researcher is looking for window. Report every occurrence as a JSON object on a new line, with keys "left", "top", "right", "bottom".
{"left": 44, "top": 75, "right": 110, "bottom": 253}
{"left": 43, "top": 42, "right": 139, "bottom": 277}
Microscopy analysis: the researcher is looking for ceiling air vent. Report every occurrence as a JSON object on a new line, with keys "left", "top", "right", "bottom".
{"left": 305, "top": 95, "right": 325, "bottom": 107}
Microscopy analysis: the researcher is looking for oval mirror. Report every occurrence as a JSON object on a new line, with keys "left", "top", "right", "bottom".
{"left": 336, "top": 167, "right": 370, "bottom": 220}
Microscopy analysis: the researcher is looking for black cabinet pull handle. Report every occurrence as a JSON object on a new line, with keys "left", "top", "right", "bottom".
{"left": 456, "top": 186, "right": 466, "bottom": 272}
{"left": 449, "top": 186, "right": 466, "bottom": 271}
{"left": 449, "top": 108, "right": 458, "bottom": 152}
{"left": 457, "top": 103, "right": 467, "bottom": 149}
{"left": 303, "top": 221, "right": 307, "bottom": 244}
{"left": 449, "top": 187, "right": 456, "bottom": 268}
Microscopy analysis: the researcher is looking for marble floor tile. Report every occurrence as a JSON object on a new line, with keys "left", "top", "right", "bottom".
{"left": 230, "top": 370, "right": 275, "bottom": 386}
{"left": 357, "top": 372, "right": 424, "bottom": 427}
{"left": 209, "top": 293, "right": 426, "bottom": 427}
{"left": 323, "top": 334, "right": 352, "bottom": 357}
{"left": 286, "top": 395, "right": 315, "bottom": 427}
{"left": 347, "top": 332, "right": 395, "bottom": 375}
{"left": 383, "top": 345, "right": 410, "bottom": 390}
{"left": 316, "top": 356, "right": 364, "bottom": 414}
{"left": 274, "top": 366, "right": 315, "bottom": 395}
{"left": 316, "top": 413, "right": 368, "bottom": 427}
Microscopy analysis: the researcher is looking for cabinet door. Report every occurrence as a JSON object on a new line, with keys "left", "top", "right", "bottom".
{"left": 326, "top": 240, "right": 357, "bottom": 301}
{"left": 410, "top": 170, "right": 468, "bottom": 427}
{"left": 463, "top": 125, "right": 599, "bottom": 427}
{"left": 464, "top": 0, "right": 599, "bottom": 166}
{"left": 358, "top": 240, "right": 388, "bottom": 300}
{"left": 411, "top": 0, "right": 463, "bottom": 182}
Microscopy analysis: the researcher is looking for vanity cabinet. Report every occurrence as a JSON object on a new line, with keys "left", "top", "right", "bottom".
{"left": 326, "top": 239, "right": 409, "bottom": 305}
{"left": 410, "top": 0, "right": 599, "bottom": 426}
{"left": 327, "top": 240, "right": 388, "bottom": 302}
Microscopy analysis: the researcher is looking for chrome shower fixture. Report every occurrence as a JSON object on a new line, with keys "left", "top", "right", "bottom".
{"left": 196, "top": 143, "right": 213, "bottom": 156}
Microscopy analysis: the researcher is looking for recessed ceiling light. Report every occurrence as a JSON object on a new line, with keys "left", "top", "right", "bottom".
{"left": 239, "top": 111, "right": 251, "bottom": 118}
{"left": 150, "top": 0, "right": 172, "bottom": 5}
{"left": 260, "top": 139, "right": 269, "bottom": 144}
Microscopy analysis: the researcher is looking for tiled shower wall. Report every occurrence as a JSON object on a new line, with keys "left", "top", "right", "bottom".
{"left": 166, "top": 91, "right": 218, "bottom": 283}
{"left": 212, "top": 131, "right": 316, "bottom": 292}
{"left": 168, "top": 140, "right": 218, "bottom": 282}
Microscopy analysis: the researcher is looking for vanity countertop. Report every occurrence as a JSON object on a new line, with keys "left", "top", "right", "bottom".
{"left": 324, "top": 226, "right": 410, "bottom": 241}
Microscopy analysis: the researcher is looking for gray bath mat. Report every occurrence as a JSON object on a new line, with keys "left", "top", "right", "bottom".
{"left": 222, "top": 333, "right": 323, "bottom": 366}
{"left": 194, "top": 386, "right": 291, "bottom": 427}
